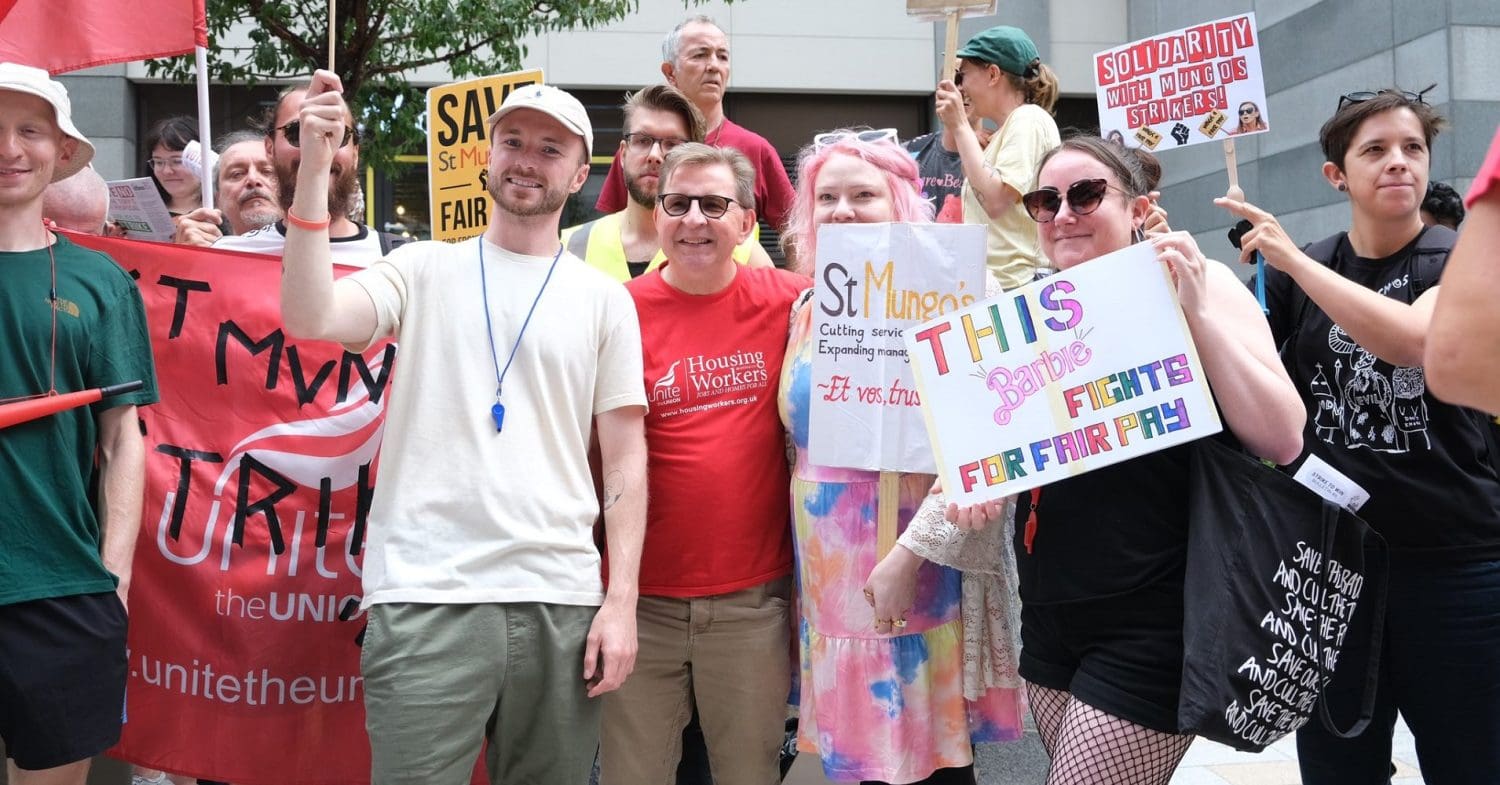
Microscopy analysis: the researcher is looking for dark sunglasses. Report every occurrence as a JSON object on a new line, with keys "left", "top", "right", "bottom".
{"left": 1022, "top": 178, "right": 1120, "bottom": 223}
{"left": 1336, "top": 85, "right": 1434, "bottom": 112}
{"left": 276, "top": 120, "right": 358, "bottom": 149}
{"left": 1238, "top": 107, "right": 1258, "bottom": 116}
{"left": 659, "top": 192, "right": 740, "bottom": 219}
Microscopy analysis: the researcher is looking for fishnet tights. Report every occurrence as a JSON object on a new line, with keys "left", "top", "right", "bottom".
{"left": 1026, "top": 683, "right": 1193, "bottom": 785}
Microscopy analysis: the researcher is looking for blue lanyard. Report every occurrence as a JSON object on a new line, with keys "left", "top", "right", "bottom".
{"left": 479, "top": 238, "right": 563, "bottom": 432}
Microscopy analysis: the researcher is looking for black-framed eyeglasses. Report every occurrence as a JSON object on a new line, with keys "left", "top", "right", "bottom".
{"left": 1022, "top": 178, "right": 1121, "bottom": 223}
{"left": 623, "top": 132, "right": 687, "bottom": 155}
{"left": 276, "top": 120, "right": 358, "bottom": 149}
{"left": 658, "top": 192, "right": 740, "bottom": 219}
{"left": 1336, "top": 85, "right": 1435, "bottom": 112}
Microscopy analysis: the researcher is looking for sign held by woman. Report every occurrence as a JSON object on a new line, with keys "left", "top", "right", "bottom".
{"left": 810, "top": 222, "right": 985, "bottom": 473}
{"left": 905, "top": 242, "right": 1222, "bottom": 505}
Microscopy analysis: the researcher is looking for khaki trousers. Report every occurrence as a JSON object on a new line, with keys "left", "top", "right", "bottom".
{"left": 361, "top": 602, "right": 600, "bottom": 785}
{"left": 599, "top": 576, "right": 792, "bottom": 785}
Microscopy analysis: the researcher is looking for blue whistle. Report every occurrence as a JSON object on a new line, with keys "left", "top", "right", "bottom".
{"left": 491, "top": 402, "right": 505, "bottom": 432}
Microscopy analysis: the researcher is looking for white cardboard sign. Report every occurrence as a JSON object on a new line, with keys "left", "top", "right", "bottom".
{"left": 809, "top": 222, "right": 987, "bottom": 473}
{"left": 1094, "top": 13, "right": 1269, "bottom": 151}
{"left": 905, "top": 243, "right": 1223, "bottom": 506}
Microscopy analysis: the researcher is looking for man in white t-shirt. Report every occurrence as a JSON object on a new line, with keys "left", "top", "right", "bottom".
{"left": 279, "top": 71, "right": 649, "bottom": 784}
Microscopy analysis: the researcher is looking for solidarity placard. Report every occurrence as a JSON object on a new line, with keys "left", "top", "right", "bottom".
{"left": 1094, "top": 13, "right": 1268, "bottom": 150}
{"left": 809, "top": 222, "right": 986, "bottom": 473}
{"left": 904, "top": 243, "right": 1222, "bottom": 506}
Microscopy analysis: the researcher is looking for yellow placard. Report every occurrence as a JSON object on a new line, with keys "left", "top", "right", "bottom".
{"left": 1134, "top": 125, "right": 1164, "bottom": 150}
{"left": 1200, "top": 109, "right": 1228, "bottom": 138}
{"left": 426, "top": 69, "right": 544, "bottom": 243}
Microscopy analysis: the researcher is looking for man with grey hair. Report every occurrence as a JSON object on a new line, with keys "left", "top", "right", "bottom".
{"left": 174, "top": 130, "right": 282, "bottom": 244}
{"left": 42, "top": 165, "right": 109, "bottom": 234}
{"left": 594, "top": 15, "right": 794, "bottom": 233}
{"left": 599, "top": 142, "right": 803, "bottom": 785}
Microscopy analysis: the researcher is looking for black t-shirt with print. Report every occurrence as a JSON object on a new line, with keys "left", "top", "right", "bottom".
{"left": 903, "top": 132, "right": 966, "bottom": 224}
{"left": 1264, "top": 226, "right": 1500, "bottom": 563}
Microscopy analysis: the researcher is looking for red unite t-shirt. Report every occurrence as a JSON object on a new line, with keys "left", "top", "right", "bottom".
{"left": 623, "top": 264, "right": 807, "bottom": 597}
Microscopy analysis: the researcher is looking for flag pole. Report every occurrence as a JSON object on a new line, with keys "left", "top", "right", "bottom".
{"left": 328, "top": 0, "right": 336, "bottom": 71}
{"left": 195, "top": 44, "right": 213, "bottom": 209}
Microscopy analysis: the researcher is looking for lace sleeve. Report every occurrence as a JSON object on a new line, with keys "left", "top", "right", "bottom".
{"left": 897, "top": 492, "right": 1014, "bottom": 574}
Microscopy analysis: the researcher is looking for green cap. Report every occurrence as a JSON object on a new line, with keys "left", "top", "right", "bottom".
{"left": 956, "top": 25, "right": 1041, "bottom": 78}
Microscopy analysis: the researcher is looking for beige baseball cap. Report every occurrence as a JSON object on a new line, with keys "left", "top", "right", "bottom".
{"left": 0, "top": 63, "right": 95, "bottom": 182}
{"left": 486, "top": 83, "right": 593, "bottom": 158}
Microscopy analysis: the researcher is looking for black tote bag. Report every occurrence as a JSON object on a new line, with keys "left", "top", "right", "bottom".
{"left": 1177, "top": 437, "right": 1388, "bottom": 752}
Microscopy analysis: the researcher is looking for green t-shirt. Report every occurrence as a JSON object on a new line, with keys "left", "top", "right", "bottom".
{"left": 0, "top": 234, "right": 158, "bottom": 606}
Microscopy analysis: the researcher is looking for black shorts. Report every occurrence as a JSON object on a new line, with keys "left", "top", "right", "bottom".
{"left": 0, "top": 591, "right": 128, "bottom": 770}
{"left": 1019, "top": 575, "right": 1185, "bottom": 734}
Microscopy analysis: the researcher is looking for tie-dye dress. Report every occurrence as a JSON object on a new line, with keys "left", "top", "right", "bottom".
{"left": 778, "top": 302, "right": 1025, "bottom": 783}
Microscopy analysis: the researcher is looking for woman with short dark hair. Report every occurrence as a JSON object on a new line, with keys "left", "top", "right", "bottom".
{"left": 1220, "top": 87, "right": 1500, "bottom": 785}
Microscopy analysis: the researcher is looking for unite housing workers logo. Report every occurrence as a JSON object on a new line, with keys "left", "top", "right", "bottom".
{"left": 649, "top": 349, "right": 768, "bottom": 408}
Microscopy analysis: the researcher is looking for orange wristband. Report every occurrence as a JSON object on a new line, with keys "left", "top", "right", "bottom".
{"left": 285, "top": 209, "right": 331, "bottom": 231}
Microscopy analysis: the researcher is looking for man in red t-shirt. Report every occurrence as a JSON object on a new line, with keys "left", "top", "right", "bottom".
{"left": 597, "top": 144, "right": 806, "bottom": 785}
{"left": 594, "top": 15, "right": 795, "bottom": 233}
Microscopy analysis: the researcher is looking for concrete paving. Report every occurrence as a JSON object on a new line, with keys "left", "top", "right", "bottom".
{"left": 783, "top": 716, "right": 1425, "bottom": 785}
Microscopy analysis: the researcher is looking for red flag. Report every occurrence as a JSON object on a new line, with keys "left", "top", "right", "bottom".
{"left": 0, "top": 0, "right": 206, "bottom": 75}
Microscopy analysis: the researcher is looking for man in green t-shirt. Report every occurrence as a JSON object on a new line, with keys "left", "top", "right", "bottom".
{"left": 0, "top": 63, "right": 158, "bottom": 785}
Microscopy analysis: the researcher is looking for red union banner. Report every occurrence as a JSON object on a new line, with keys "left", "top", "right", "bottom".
{"left": 71, "top": 234, "right": 389, "bottom": 785}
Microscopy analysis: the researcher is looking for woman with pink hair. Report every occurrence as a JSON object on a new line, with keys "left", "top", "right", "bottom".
{"left": 778, "top": 130, "right": 1025, "bottom": 785}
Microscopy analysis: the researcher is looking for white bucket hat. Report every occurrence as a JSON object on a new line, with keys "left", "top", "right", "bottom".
{"left": 0, "top": 62, "right": 95, "bottom": 182}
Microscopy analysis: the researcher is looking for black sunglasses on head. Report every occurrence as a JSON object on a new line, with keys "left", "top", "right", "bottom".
{"left": 658, "top": 192, "right": 740, "bottom": 219}
{"left": 1022, "top": 178, "right": 1118, "bottom": 223}
{"left": 1336, "top": 85, "right": 1435, "bottom": 112}
{"left": 277, "top": 120, "right": 359, "bottom": 149}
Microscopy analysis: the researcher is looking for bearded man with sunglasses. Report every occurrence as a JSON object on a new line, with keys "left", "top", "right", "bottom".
{"left": 175, "top": 84, "right": 402, "bottom": 262}
{"left": 597, "top": 143, "right": 804, "bottom": 785}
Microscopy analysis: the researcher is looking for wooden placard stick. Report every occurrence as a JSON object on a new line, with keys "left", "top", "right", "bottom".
{"left": 1224, "top": 138, "right": 1268, "bottom": 311}
{"left": 891, "top": 0, "right": 996, "bottom": 561}
{"left": 328, "top": 0, "right": 336, "bottom": 71}
{"left": 907, "top": 0, "right": 997, "bottom": 87}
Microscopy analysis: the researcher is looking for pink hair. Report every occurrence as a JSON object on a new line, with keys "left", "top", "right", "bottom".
{"left": 782, "top": 132, "right": 934, "bottom": 274}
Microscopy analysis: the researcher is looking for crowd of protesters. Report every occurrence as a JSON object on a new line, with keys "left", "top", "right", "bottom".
{"left": 5, "top": 11, "right": 1500, "bottom": 785}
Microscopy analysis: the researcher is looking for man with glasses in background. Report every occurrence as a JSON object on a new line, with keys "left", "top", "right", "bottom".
{"left": 593, "top": 16, "right": 795, "bottom": 235}
{"left": 564, "top": 84, "right": 772, "bottom": 279}
{"left": 598, "top": 143, "right": 804, "bottom": 785}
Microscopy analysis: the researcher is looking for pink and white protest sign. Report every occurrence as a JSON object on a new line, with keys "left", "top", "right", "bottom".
{"left": 904, "top": 243, "right": 1223, "bottom": 506}
{"left": 1095, "top": 13, "right": 1269, "bottom": 151}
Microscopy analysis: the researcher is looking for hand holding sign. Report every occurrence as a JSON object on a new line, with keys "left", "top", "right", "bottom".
{"left": 1215, "top": 196, "right": 1306, "bottom": 273}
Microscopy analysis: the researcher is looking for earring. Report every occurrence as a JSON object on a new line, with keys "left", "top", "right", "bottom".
{"left": 1337, "top": 183, "right": 1347, "bottom": 192}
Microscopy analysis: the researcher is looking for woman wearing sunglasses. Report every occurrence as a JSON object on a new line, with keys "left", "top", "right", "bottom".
{"left": 1228, "top": 101, "right": 1268, "bottom": 136}
{"left": 984, "top": 136, "right": 1302, "bottom": 784}
{"left": 777, "top": 130, "right": 1026, "bottom": 784}
{"left": 1220, "top": 89, "right": 1500, "bottom": 785}
{"left": 933, "top": 25, "right": 1060, "bottom": 292}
